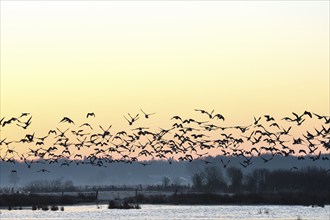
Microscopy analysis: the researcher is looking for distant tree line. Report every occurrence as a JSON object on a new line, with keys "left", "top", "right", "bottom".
{"left": 23, "top": 178, "right": 75, "bottom": 193}
{"left": 191, "top": 166, "right": 330, "bottom": 194}
{"left": 4, "top": 166, "right": 329, "bottom": 195}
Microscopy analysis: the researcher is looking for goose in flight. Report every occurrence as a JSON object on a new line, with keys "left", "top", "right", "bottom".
{"left": 253, "top": 116, "right": 261, "bottom": 125}
{"left": 0, "top": 117, "right": 4, "bottom": 126}
{"left": 124, "top": 115, "right": 133, "bottom": 126}
{"left": 37, "top": 169, "right": 50, "bottom": 173}
{"left": 195, "top": 109, "right": 214, "bottom": 119}
{"left": 220, "top": 158, "right": 230, "bottom": 168}
{"left": 138, "top": 162, "right": 151, "bottom": 167}
{"left": 80, "top": 123, "right": 93, "bottom": 130}
{"left": 18, "top": 113, "right": 30, "bottom": 118}
{"left": 213, "top": 113, "right": 225, "bottom": 120}
{"left": 86, "top": 112, "right": 95, "bottom": 118}
{"left": 264, "top": 115, "right": 275, "bottom": 121}
{"left": 2, "top": 117, "right": 19, "bottom": 127}
{"left": 124, "top": 113, "right": 139, "bottom": 125}
{"left": 17, "top": 116, "right": 32, "bottom": 129}
{"left": 140, "top": 109, "right": 155, "bottom": 119}
{"left": 60, "top": 117, "right": 74, "bottom": 124}
{"left": 99, "top": 125, "right": 112, "bottom": 138}
{"left": 171, "top": 116, "right": 182, "bottom": 121}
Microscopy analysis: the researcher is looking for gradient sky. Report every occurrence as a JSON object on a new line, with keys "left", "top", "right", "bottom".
{"left": 1, "top": 1, "right": 329, "bottom": 143}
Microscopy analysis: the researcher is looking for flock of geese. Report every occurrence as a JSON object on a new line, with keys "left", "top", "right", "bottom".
{"left": 0, "top": 109, "right": 329, "bottom": 173}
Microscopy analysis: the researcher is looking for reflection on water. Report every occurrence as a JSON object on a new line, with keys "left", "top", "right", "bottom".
{"left": 0, "top": 204, "right": 329, "bottom": 220}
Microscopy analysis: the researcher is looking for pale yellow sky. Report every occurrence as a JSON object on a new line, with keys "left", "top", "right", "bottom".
{"left": 1, "top": 1, "right": 329, "bottom": 139}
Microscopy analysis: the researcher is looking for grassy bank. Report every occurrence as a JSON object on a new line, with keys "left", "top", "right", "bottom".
{"left": 1, "top": 191, "right": 329, "bottom": 207}
{"left": 127, "top": 192, "right": 330, "bottom": 206}
{"left": 0, "top": 193, "right": 96, "bottom": 207}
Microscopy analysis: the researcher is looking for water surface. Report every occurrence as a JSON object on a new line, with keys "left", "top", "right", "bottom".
{"left": 0, "top": 204, "right": 329, "bottom": 220}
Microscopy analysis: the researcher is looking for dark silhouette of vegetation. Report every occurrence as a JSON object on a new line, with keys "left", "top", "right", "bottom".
{"left": 162, "top": 177, "right": 170, "bottom": 188}
{"left": 0, "top": 193, "right": 96, "bottom": 207}
{"left": 204, "top": 166, "right": 227, "bottom": 192}
{"left": 227, "top": 167, "right": 243, "bottom": 192}
{"left": 190, "top": 166, "right": 330, "bottom": 195}
{"left": 124, "top": 166, "right": 330, "bottom": 206}
{"left": 126, "top": 192, "right": 329, "bottom": 206}
{"left": 243, "top": 167, "right": 330, "bottom": 194}
{"left": 24, "top": 178, "right": 74, "bottom": 193}
{"left": 1, "top": 166, "right": 329, "bottom": 206}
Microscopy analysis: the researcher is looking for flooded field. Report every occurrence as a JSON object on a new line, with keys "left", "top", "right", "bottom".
{"left": 0, "top": 204, "right": 329, "bottom": 220}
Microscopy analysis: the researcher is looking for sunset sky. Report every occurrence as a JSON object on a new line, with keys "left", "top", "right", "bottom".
{"left": 1, "top": 1, "right": 329, "bottom": 148}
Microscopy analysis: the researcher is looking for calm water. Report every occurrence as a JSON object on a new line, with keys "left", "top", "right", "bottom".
{"left": 0, "top": 204, "right": 329, "bottom": 220}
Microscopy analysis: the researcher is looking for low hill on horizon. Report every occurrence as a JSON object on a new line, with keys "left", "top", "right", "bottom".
{"left": 1, "top": 154, "right": 329, "bottom": 187}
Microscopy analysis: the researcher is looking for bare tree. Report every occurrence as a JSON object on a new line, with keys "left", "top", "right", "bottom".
{"left": 8, "top": 172, "right": 20, "bottom": 187}
{"left": 204, "top": 166, "right": 225, "bottom": 192}
{"left": 191, "top": 171, "right": 205, "bottom": 191}
{"left": 50, "top": 178, "right": 64, "bottom": 192}
{"left": 162, "top": 176, "right": 170, "bottom": 188}
{"left": 172, "top": 177, "right": 182, "bottom": 187}
{"left": 227, "top": 167, "right": 243, "bottom": 192}
{"left": 64, "top": 180, "right": 75, "bottom": 191}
